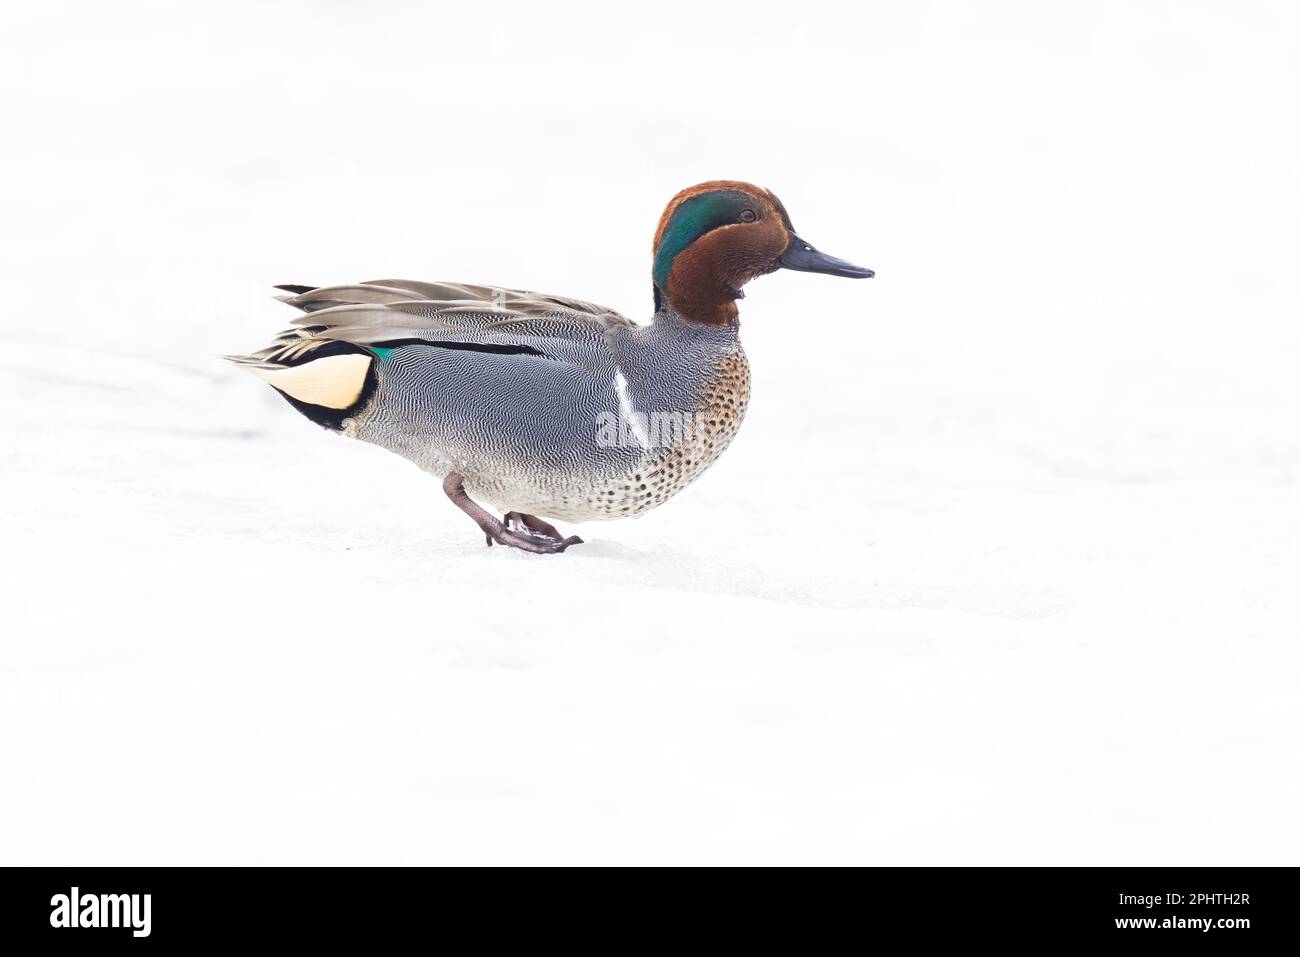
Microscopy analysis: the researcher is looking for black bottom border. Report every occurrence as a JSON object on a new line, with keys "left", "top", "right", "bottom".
{"left": 0, "top": 866, "right": 1291, "bottom": 946}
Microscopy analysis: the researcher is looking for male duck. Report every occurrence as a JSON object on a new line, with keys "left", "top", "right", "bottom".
{"left": 229, "top": 181, "right": 873, "bottom": 554}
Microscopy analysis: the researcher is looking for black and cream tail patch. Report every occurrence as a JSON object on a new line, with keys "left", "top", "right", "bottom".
{"left": 226, "top": 337, "right": 379, "bottom": 431}
{"left": 244, "top": 353, "right": 371, "bottom": 410}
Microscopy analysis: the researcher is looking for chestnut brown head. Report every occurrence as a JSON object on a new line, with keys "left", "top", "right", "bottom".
{"left": 651, "top": 180, "right": 873, "bottom": 325}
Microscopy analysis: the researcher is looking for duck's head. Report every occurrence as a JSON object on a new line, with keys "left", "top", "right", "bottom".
{"left": 652, "top": 180, "right": 873, "bottom": 325}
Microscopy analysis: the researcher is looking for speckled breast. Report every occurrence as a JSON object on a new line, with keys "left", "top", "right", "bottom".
{"left": 581, "top": 349, "right": 751, "bottom": 519}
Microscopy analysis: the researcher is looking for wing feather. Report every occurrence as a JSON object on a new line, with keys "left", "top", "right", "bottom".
{"left": 230, "top": 278, "right": 635, "bottom": 367}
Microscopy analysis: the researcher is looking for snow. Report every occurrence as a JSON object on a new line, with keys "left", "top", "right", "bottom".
{"left": 2, "top": 1, "right": 1298, "bottom": 864}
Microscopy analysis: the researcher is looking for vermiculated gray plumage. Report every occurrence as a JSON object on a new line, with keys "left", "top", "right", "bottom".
{"left": 229, "top": 280, "right": 751, "bottom": 522}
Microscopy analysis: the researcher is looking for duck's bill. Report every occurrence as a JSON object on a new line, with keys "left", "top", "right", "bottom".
{"left": 779, "top": 233, "right": 874, "bottom": 278}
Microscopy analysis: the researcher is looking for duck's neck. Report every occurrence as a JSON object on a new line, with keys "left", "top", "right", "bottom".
{"left": 650, "top": 302, "right": 743, "bottom": 343}
{"left": 672, "top": 295, "right": 739, "bottom": 327}
{"left": 654, "top": 252, "right": 742, "bottom": 326}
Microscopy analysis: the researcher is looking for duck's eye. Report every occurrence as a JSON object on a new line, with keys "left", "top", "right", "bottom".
{"left": 739, "top": 209, "right": 756, "bottom": 223}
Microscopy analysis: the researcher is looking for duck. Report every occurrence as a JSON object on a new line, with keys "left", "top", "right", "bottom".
{"left": 228, "top": 180, "right": 873, "bottom": 554}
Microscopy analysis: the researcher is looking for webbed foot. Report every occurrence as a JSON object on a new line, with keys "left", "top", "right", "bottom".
{"left": 503, "top": 511, "right": 583, "bottom": 551}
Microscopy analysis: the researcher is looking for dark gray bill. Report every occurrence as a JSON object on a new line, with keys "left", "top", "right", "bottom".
{"left": 779, "top": 233, "right": 874, "bottom": 278}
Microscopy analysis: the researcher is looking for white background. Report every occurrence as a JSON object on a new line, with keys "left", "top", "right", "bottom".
{"left": 1, "top": 0, "right": 1297, "bottom": 864}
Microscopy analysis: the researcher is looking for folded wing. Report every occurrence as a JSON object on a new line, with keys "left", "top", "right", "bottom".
{"left": 250, "top": 278, "right": 634, "bottom": 364}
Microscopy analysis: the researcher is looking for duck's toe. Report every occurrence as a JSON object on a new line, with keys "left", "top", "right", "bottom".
{"left": 492, "top": 526, "right": 583, "bottom": 554}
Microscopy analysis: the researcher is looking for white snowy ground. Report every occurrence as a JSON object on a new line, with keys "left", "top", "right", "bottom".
{"left": 2, "top": 2, "right": 1298, "bottom": 865}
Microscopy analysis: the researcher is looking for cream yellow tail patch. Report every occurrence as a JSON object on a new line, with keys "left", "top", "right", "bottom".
{"left": 245, "top": 353, "right": 372, "bottom": 409}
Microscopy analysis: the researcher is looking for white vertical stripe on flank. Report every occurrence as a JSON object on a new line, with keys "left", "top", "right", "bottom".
{"left": 614, "top": 370, "right": 650, "bottom": 449}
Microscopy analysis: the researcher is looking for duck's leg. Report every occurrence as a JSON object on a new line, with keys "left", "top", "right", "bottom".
{"left": 442, "top": 473, "right": 583, "bottom": 554}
